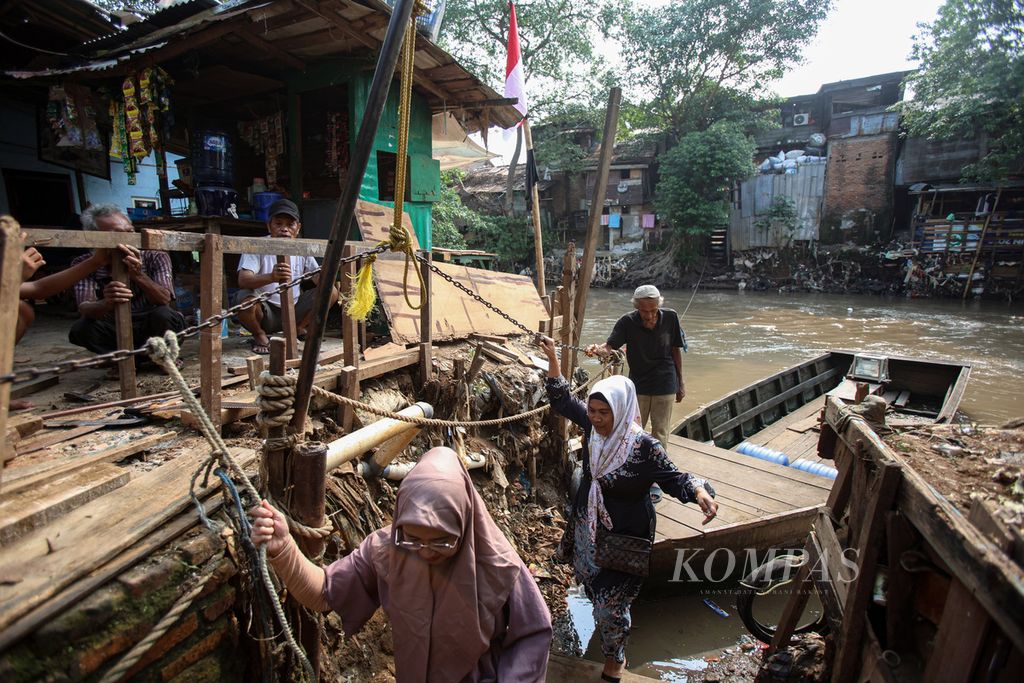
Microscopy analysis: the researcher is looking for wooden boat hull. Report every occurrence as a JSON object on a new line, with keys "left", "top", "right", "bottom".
{"left": 671, "top": 351, "right": 971, "bottom": 450}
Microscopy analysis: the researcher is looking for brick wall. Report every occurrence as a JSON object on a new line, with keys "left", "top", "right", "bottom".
{"left": 0, "top": 528, "right": 248, "bottom": 683}
{"left": 822, "top": 134, "right": 897, "bottom": 243}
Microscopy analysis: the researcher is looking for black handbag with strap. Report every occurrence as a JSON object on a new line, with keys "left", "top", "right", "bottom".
{"left": 593, "top": 517, "right": 654, "bottom": 577}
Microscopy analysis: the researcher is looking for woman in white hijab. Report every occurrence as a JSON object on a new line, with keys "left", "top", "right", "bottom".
{"left": 538, "top": 336, "right": 717, "bottom": 682}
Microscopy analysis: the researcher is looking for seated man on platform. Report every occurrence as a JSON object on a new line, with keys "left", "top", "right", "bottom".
{"left": 234, "top": 199, "right": 337, "bottom": 355}
{"left": 11, "top": 230, "right": 107, "bottom": 409}
{"left": 68, "top": 204, "right": 186, "bottom": 360}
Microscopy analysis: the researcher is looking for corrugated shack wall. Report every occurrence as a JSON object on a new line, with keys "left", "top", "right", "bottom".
{"left": 730, "top": 163, "right": 826, "bottom": 249}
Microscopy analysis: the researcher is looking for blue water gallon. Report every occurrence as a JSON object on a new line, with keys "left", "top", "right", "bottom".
{"left": 736, "top": 441, "right": 790, "bottom": 466}
{"left": 253, "top": 192, "right": 284, "bottom": 222}
{"left": 790, "top": 460, "right": 839, "bottom": 479}
{"left": 191, "top": 128, "right": 234, "bottom": 187}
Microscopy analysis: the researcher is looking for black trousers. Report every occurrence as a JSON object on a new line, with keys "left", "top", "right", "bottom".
{"left": 69, "top": 305, "right": 186, "bottom": 355}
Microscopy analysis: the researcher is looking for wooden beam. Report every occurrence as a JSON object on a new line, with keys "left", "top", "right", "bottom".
{"left": 110, "top": 258, "right": 137, "bottom": 399}
{"left": 419, "top": 252, "right": 432, "bottom": 385}
{"left": 264, "top": 339, "right": 291, "bottom": 503}
{"left": 288, "top": 440, "right": 326, "bottom": 678}
{"left": 0, "top": 220, "right": 24, "bottom": 482}
{"left": 236, "top": 25, "right": 307, "bottom": 71}
{"left": 341, "top": 245, "right": 359, "bottom": 368}
{"left": 24, "top": 229, "right": 142, "bottom": 250}
{"left": 826, "top": 396, "right": 1024, "bottom": 654}
{"left": 573, "top": 88, "right": 621, "bottom": 347}
{"left": 832, "top": 461, "right": 902, "bottom": 683}
{"left": 277, "top": 255, "right": 299, "bottom": 360}
{"left": 200, "top": 234, "right": 223, "bottom": 432}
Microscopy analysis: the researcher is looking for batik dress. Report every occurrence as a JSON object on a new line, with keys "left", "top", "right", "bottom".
{"left": 546, "top": 375, "right": 712, "bottom": 663}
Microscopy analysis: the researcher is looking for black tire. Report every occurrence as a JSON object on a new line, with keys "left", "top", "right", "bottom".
{"left": 736, "top": 554, "right": 830, "bottom": 644}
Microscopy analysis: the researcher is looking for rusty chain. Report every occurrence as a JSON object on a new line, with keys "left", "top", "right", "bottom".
{"left": 0, "top": 243, "right": 389, "bottom": 385}
{"left": 414, "top": 253, "right": 600, "bottom": 357}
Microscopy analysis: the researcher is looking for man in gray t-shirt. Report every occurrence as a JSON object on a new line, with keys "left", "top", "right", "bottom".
{"left": 585, "top": 284, "right": 686, "bottom": 447}
{"left": 235, "top": 199, "right": 338, "bottom": 354}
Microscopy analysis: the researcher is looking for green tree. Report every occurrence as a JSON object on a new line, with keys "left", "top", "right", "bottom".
{"left": 655, "top": 121, "right": 755, "bottom": 236}
{"left": 464, "top": 214, "right": 554, "bottom": 271}
{"left": 441, "top": 1, "right": 615, "bottom": 116}
{"left": 615, "top": 0, "right": 833, "bottom": 137}
{"left": 754, "top": 196, "right": 800, "bottom": 248}
{"left": 902, "top": 0, "right": 1024, "bottom": 181}
{"left": 431, "top": 170, "right": 474, "bottom": 249}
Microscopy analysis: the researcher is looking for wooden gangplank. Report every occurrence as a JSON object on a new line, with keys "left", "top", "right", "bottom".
{"left": 650, "top": 434, "right": 832, "bottom": 580}
{"left": 547, "top": 654, "right": 662, "bottom": 682}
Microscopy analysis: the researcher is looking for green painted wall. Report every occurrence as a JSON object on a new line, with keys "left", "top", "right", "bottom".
{"left": 286, "top": 64, "right": 439, "bottom": 248}
{"left": 349, "top": 73, "right": 439, "bottom": 249}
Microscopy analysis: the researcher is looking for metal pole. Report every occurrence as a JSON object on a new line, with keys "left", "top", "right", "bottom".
{"left": 290, "top": 0, "right": 418, "bottom": 431}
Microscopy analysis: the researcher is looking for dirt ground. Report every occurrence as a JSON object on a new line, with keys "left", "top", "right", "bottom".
{"left": 882, "top": 420, "right": 1024, "bottom": 528}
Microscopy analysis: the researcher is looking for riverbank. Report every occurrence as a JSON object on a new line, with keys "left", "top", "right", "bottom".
{"left": 551, "top": 243, "right": 1024, "bottom": 301}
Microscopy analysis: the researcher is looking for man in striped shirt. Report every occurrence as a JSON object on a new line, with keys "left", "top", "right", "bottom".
{"left": 68, "top": 204, "right": 185, "bottom": 356}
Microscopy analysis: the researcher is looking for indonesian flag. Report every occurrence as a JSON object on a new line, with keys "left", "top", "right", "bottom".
{"left": 504, "top": 2, "right": 529, "bottom": 123}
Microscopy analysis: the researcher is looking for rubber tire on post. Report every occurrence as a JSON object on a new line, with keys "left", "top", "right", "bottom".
{"left": 735, "top": 554, "right": 830, "bottom": 644}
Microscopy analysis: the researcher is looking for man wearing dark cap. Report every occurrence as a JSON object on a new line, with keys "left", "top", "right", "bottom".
{"left": 585, "top": 284, "right": 687, "bottom": 447}
{"left": 235, "top": 199, "right": 338, "bottom": 354}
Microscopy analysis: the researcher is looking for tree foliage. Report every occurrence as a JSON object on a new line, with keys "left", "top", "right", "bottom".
{"left": 431, "top": 170, "right": 474, "bottom": 249}
{"left": 614, "top": 0, "right": 832, "bottom": 137}
{"left": 655, "top": 121, "right": 755, "bottom": 236}
{"left": 440, "top": 1, "right": 615, "bottom": 116}
{"left": 902, "top": 0, "right": 1024, "bottom": 181}
{"left": 464, "top": 214, "right": 554, "bottom": 271}
{"left": 755, "top": 196, "right": 800, "bottom": 248}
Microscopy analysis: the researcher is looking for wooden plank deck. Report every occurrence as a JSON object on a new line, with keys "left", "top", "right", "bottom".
{"left": 743, "top": 396, "right": 830, "bottom": 468}
{"left": 547, "top": 654, "right": 662, "bottom": 682}
{"left": 648, "top": 434, "right": 831, "bottom": 582}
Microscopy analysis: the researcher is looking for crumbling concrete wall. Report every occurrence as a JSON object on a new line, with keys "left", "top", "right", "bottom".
{"left": 0, "top": 528, "right": 245, "bottom": 683}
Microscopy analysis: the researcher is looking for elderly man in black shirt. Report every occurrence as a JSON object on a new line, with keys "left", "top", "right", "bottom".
{"left": 585, "top": 285, "right": 687, "bottom": 447}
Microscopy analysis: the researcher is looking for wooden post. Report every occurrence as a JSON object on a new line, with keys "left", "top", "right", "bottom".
{"left": 264, "top": 338, "right": 290, "bottom": 503}
{"left": 521, "top": 118, "right": 546, "bottom": 297}
{"left": 338, "top": 365, "right": 359, "bottom": 432}
{"left": 574, "top": 87, "right": 621, "bottom": 349}
{"left": 0, "top": 220, "right": 23, "bottom": 484}
{"left": 419, "top": 251, "right": 433, "bottom": 385}
{"left": 560, "top": 245, "right": 578, "bottom": 381}
{"left": 245, "top": 355, "right": 265, "bottom": 392}
{"left": 110, "top": 257, "right": 137, "bottom": 399}
{"left": 200, "top": 233, "right": 223, "bottom": 433}
{"left": 832, "top": 461, "right": 901, "bottom": 683}
{"left": 288, "top": 440, "right": 327, "bottom": 680}
{"left": 962, "top": 188, "right": 1001, "bottom": 300}
{"left": 341, "top": 245, "right": 359, "bottom": 369}
{"left": 277, "top": 255, "right": 298, "bottom": 359}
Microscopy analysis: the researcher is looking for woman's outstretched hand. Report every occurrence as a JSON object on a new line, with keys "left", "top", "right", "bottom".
{"left": 250, "top": 500, "right": 291, "bottom": 556}
{"left": 695, "top": 488, "right": 718, "bottom": 525}
{"left": 536, "top": 334, "right": 557, "bottom": 360}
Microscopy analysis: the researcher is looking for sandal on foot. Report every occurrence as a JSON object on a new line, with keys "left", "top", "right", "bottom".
{"left": 251, "top": 340, "right": 271, "bottom": 355}
{"left": 600, "top": 674, "right": 621, "bottom": 683}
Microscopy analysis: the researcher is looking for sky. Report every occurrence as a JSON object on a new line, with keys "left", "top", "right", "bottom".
{"left": 474, "top": 0, "right": 947, "bottom": 162}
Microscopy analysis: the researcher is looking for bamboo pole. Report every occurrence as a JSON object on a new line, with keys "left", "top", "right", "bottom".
{"left": 419, "top": 251, "right": 433, "bottom": 385}
{"left": 290, "top": 0, "right": 418, "bottom": 432}
{"left": 325, "top": 402, "right": 433, "bottom": 471}
{"left": 522, "top": 118, "right": 546, "bottom": 296}
{"left": 276, "top": 254, "right": 298, "bottom": 360}
{"left": 573, "top": 87, "right": 621, "bottom": 349}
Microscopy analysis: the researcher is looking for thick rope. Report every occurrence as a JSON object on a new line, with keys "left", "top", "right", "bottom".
{"left": 145, "top": 333, "right": 314, "bottom": 682}
{"left": 98, "top": 555, "right": 221, "bottom": 683}
{"left": 256, "top": 371, "right": 297, "bottom": 432}
{"left": 310, "top": 369, "right": 602, "bottom": 428}
{"left": 344, "top": 10, "right": 425, "bottom": 322}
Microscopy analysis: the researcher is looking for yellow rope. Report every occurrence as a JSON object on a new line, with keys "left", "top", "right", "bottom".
{"left": 345, "top": 10, "right": 426, "bottom": 321}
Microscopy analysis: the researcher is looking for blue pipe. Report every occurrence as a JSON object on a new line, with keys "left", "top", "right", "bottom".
{"left": 790, "top": 459, "right": 839, "bottom": 480}
{"left": 736, "top": 441, "right": 790, "bottom": 466}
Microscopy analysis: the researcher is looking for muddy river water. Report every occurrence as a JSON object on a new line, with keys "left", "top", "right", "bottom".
{"left": 562, "top": 289, "right": 1024, "bottom": 679}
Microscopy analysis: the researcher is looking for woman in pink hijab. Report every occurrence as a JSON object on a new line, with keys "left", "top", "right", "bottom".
{"left": 250, "top": 446, "right": 552, "bottom": 682}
